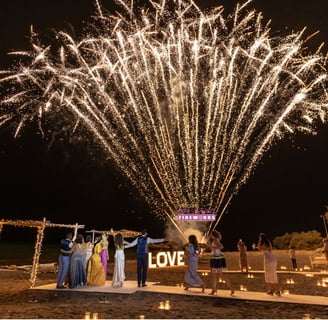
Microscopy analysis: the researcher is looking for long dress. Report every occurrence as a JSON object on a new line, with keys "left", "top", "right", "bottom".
{"left": 98, "top": 237, "right": 109, "bottom": 279}
{"left": 84, "top": 242, "right": 94, "bottom": 269}
{"left": 87, "top": 242, "right": 106, "bottom": 286}
{"left": 112, "top": 247, "right": 125, "bottom": 287}
{"left": 184, "top": 243, "right": 204, "bottom": 288}
{"left": 263, "top": 250, "right": 278, "bottom": 284}
{"left": 69, "top": 243, "right": 87, "bottom": 288}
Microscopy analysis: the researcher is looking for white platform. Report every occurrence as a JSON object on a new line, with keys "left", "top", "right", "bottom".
{"left": 32, "top": 280, "right": 328, "bottom": 306}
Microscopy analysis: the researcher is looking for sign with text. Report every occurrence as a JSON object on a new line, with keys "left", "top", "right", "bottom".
{"left": 178, "top": 214, "right": 216, "bottom": 221}
{"left": 148, "top": 251, "right": 185, "bottom": 268}
{"left": 177, "top": 208, "right": 216, "bottom": 221}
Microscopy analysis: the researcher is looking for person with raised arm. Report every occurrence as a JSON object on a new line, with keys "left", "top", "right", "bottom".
{"left": 125, "top": 229, "right": 165, "bottom": 287}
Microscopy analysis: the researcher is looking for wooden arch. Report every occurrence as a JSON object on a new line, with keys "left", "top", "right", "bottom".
{"left": 0, "top": 217, "right": 84, "bottom": 287}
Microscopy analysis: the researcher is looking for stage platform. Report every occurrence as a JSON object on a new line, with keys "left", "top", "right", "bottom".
{"left": 32, "top": 280, "right": 328, "bottom": 306}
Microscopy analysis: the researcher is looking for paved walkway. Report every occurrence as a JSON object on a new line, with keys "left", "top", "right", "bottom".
{"left": 32, "top": 280, "right": 328, "bottom": 306}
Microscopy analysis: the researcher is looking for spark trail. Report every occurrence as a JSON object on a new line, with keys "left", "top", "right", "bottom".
{"left": 0, "top": 0, "right": 327, "bottom": 238}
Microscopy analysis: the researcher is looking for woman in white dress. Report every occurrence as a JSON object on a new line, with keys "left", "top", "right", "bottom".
{"left": 84, "top": 235, "right": 94, "bottom": 269}
{"left": 258, "top": 233, "right": 281, "bottom": 295}
{"left": 112, "top": 233, "right": 128, "bottom": 287}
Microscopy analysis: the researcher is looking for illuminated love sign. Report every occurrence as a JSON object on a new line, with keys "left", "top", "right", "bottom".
{"left": 148, "top": 251, "right": 185, "bottom": 268}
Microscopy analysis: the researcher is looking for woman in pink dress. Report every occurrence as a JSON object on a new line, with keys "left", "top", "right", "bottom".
{"left": 99, "top": 233, "right": 109, "bottom": 279}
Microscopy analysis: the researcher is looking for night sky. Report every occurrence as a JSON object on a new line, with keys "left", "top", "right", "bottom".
{"left": 0, "top": 0, "right": 327, "bottom": 250}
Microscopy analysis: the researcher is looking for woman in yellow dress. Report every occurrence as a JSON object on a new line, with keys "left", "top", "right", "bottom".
{"left": 86, "top": 238, "right": 106, "bottom": 286}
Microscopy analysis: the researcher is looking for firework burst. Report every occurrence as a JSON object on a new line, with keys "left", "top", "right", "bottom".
{"left": 0, "top": 0, "right": 327, "bottom": 237}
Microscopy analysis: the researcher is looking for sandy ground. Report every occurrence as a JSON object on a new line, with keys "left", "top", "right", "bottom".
{"left": 1, "top": 254, "right": 328, "bottom": 319}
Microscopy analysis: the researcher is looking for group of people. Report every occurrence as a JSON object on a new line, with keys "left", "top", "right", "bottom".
{"left": 238, "top": 235, "right": 281, "bottom": 294}
{"left": 183, "top": 231, "right": 235, "bottom": 296}
{"left": 56, "top": 231, "right": 108, "bottom": 289}
{"left": 56, "top": 228, "right": 283, "bottom": 296}
{"left": 183, "top": 231, "right": 281, "bottom": 296}
{"left": 56, "top": 228, "right": 165, "bottom": 289}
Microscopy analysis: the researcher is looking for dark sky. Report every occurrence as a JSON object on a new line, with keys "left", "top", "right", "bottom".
{"left": 0, "top": 0, "right": 327, "bottom": 250}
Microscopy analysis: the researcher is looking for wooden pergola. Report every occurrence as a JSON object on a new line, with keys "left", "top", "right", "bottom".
{"left": 0, "top": 217, "right": 84, "bottom": 288}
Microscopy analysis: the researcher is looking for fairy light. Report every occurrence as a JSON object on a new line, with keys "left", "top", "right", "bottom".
{"left": 30, "top": 220, "right": 47, "bottom": 288}
{"left": 0, "top": 218, "right": 84, "bottom": 287}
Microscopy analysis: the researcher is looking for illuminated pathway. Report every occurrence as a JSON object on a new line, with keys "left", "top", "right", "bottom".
{"left": 33, "top": 280, "right": 327, "bottom": 306}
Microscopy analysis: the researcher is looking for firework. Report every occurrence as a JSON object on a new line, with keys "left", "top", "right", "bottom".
{"left": 0, "top": 0, "right": 327, "bottom": 237}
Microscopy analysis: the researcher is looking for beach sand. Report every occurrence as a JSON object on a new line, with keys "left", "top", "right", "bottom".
{"left": 1, "top": 250, "right": 328, "bottom": 319}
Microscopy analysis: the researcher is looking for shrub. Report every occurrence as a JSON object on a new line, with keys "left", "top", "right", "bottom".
{"left": 273, "top": 230, "right": 323, "bottom": 250}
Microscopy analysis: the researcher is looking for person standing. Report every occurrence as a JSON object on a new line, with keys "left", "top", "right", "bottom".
{"left": 87, "top": 237, "right": 106, "bottom": 286}
{"left": 99, "top": 233, "right": 109, "bottom": 279}
{"left": 84, "top": 235, "right": 94, "bottom": 269}
{"left": 183, "top": 234, "right": 205, "bottom": 292}
{"left": 112, "top": 233, "right": 128, "bottom": 287}
{"left": 288, "top": 246, "right": 298, "bottom": 270}
{"left": 56, "top": 232, "right": 74, "bottom": 289}
{"left": 206, "top": 230, "right": 234, "bottom": 296}
{"left": 125, "top": 229, "right": 165, "bottom": 287}
{"left": 237, "top": 239, "right": 249, "bottom": 273}
{"left": 258, "top": 233, "right": 280, "bottom": 296}
{"left": 69, "top": 234, "right": 87, "bottom": 288}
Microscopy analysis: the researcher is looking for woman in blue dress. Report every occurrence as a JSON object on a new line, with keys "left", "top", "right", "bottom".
{"left": 69, "top": 234, "right": 87, "bottom": 288}
{"left": 183, "top": 234, "right": 205, "bottom": 292}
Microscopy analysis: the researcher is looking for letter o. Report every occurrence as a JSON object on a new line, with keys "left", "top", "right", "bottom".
{"left": 156, "top": 252, "right": 168, "bottom": 267}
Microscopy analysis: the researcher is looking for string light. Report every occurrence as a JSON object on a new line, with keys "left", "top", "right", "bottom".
{"left": 0, "top": 218, "right": 84, "bottom": 287}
